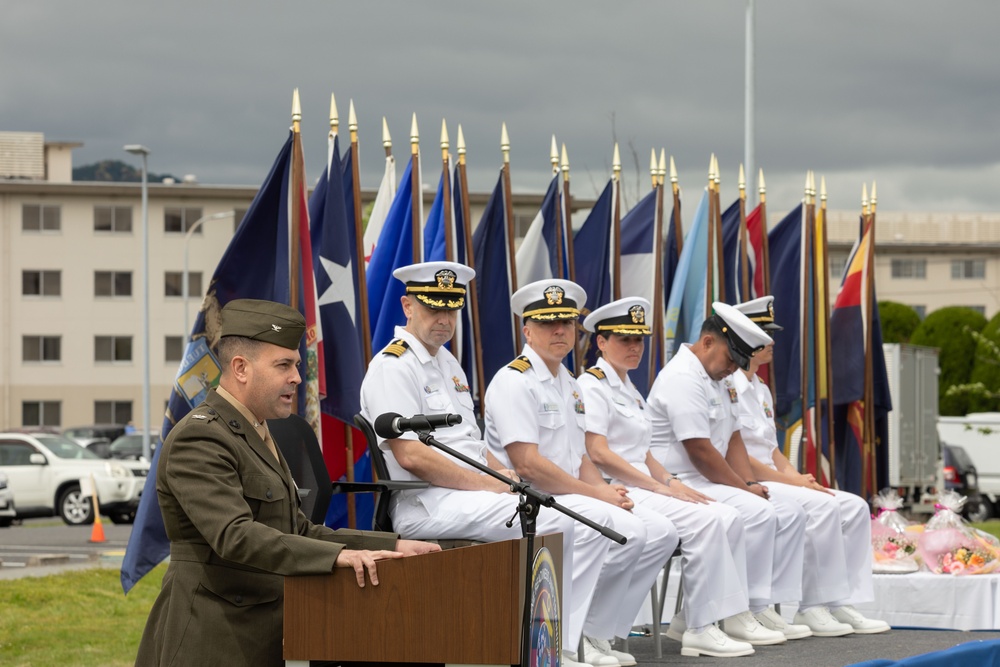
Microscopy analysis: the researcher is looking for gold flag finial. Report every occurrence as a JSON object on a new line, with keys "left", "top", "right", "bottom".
{"left": 291, "top": 88, "right": 302, "bottom": 130}
{"left": 440, "top": 119, "right": 449, "bottom": 152}
{"left": 612, "top": 143, "right": 621, "bottom": 179}
{"left": 708, "top": 154, "right": 716, "bottom": 181}
{"left": 871, "top": 181, "right": 878, "bottom": 209}
{"left": 551, "top": 135, "right": 559, "bottom": 173}
{"left": 670, "top": 155, "right": 678, "bottom": 183}
{"left": 739, "top": 163, "right": 746, "bottom": 192}
{"left": 382, "top": 117, "right": 392, "bottom": 150}
{"left": 348, "top": 99, "right": 357, "bottom": 134}
{"left": 329, "top": 93, "right": 339, "bottom": 133}
{"left": 560, "top": 143, "right": 570, "bottom": 181}
{"left": 457, "top": 124, "right": 466, "bottom": 156}
{"left": 713, "top": 155, "right": 721, "bottom": 186}
{"left": 658, "top": 149, "right": 667, "bottom": 186}
{"left": 501, "top": 122, "right": 510, "bottom": 164}
{"left": 862, "top": 183, "right": 869, "bottom": 214}
{"left": 650, "top": 148, "right": 658, "bottom": 188}
{"left": 820, "top": 175, "right": 827, "bottom": 203}
{"left": 410, "top": 113, "right": 419, "bottom": 155}
{"left": 804, "top": 171, "right": 811, "bottom": 198}
{"left": 758, "top": 168, "right": 766, "bottom": 195}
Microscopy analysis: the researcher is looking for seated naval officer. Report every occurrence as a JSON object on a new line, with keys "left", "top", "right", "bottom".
{"left": 578, "top": 296, "right": 766, "bottom": 658}
{"left": 137, "top": 299, "right": 439, "bottom": 667}
{"left": 732, "top": 295, "right": 889, "bottom": 636}
{"left": 360, "top": 262, "right": 616, "bottom": 667}
{"left": 646, "top": 303, "right": 809, "bottom": 646}
{"left": 485, "top": 279, "right": 679, "bottom": 667}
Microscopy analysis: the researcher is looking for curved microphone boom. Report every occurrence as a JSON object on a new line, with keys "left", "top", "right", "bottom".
{"left": 374, "top": 412, "right": 464, "bottom": 439}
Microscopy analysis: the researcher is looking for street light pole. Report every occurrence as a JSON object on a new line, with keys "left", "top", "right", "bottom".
{"left": 124, "top": 144, "right": 151, "bottom": 462}
{"left": 183, "top": 211, "right": 235, "bottom": 337}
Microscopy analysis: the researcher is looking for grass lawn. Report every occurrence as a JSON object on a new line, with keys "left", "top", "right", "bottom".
{"left": 0, "top": 564, "right": 165, "bottom": 667}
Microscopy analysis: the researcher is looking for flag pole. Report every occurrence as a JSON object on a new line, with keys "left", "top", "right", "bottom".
{"left": 648, "top": 149, "right": 666, "bottom": 392}
{"left": 612, "top": 143, "right": 623, "bottom": 300}
{"left": 820, "top": 175, "right": 836, "bottom": 486}
{"left": 290, "top": 90, "right": 304, "bottom": 417}
{"left": 501, "top": 123, "right": 521, "bottom": 350}
{"left": 706, "top": 155, "right": 716, "bottom": 316}
{"left": 759, "top": 169, "right": 777, "bottom": 406}
{"left": 670, "top": 156, "right": 683, "bottom": 257}
{"left": 551, "top": 136, "right": 565, "bottom": 279}
{"left": 865, "top": 182, "right": 878, "bottom": 497}
{"left": 410, "top": 114, "right": 422, "bottom": 264}
{"left": 738, "top": 164, "right": 750, "bottom": 301}
{"left": 457, "top": 125, "right": 487, "bottom": 414}
{"left": 561, "top": 144, "right": 577, "bottom": 283}
{"left": 348, "top": 100, "right": 373, "bottom": 365}
{"left": 441, "top": 120, "right": 454, "bottom": 262}
{"left": 713, "top": 156, "right": 726, "bottom": 304}
{"left": 800, "top": 172, "right": 815, "bottom": 477}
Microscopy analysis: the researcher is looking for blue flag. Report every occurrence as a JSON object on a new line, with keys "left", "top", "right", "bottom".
{"left": 472, "top": 171, "right": 516, "bottom": 385}
{"left": 121, "top": 133, "right": 295, "bottom": 593}
{"left": 573, "top": 179, "right": 615, "bottom": 315}
{"left": 664, "top": 190, "right": 709, "bottom": 359}
{"left": 516, "top": 175, "right": 566, "bottom": 284}
{"left": 619, "top": 188, "right": 658, "bottom": 393}
{"left": 720, "top": 199, "right": 752, "bottom": 305}
{"left": 768, "top": 203, "right": 805, "bottom": 420}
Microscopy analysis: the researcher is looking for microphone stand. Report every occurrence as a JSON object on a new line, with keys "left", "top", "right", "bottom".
{"left": 414, "top": 429, "right": 625, "bottom": 667}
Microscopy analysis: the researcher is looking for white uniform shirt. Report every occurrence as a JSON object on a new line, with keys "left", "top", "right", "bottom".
{"left": 577, "top": 355, "right": 654, "bottom": 479}
{"left": 647, "top": 343, "right": 741, "bottom": 477}
{"left": 733, "top": 370, "right": 779, "bottom": 469}
{"left": 485, "top": 343, "right": 587, "bottom": 479}
{"left": 360, "top": 325, "right": 485, "bottom": 485}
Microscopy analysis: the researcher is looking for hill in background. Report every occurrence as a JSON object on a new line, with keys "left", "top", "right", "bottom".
{"left": 73, "top": 160, "right": 179, "bottom": 183}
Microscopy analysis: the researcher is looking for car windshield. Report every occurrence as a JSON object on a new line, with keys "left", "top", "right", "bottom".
{"left": 35, "top": 435, "right": 102, "bottom": 459}
{"left": 110, "top": 435, "right": 143, "bottom": 451}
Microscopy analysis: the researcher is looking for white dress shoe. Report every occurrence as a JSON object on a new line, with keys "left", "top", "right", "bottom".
{"left": 754, "top": 607, "right": 813, "bottom": 640}
{"left": 681, "top": 626, "right": 755, "bottom": 658}
{"left": 722, "top": 610, "right": 787, "bottom": 645}
{"left": 830, "top": 605, "right": 891, "bottom": 634}
{"left": 793, "top": 606, "right": 855, "bottom": 637}
{"left": 578, "top": 637, "right": 620, "bottom": 666}
{"left": 665, "top": 612, "right": 686, "bottom": 642}
{"left": 561, "top": 650, "right": 590, "bottom": 667}
{"left": 585, "top": 637, "right": 635, "bottom": 666}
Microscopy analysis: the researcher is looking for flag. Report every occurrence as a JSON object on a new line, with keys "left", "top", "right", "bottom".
{"left": 121, "top": 133, "right": 296, "bottom": 593}
{"left": 573, "top": 178, "right": 616, "bottom": 367}
{"left": 746, "top": 204, "right": 766, "bottom": 300}
{"left": 619, "top": 188, "right": 658, "bottom": 393}
{"left": 362, "top": 155, "right": 397, "bottom": 266}
{"left": 768, "top": 203, "right": 805, "bottom": 423}
{"left": 720, "top": 199, "right": 756, "bottom": 305}
{"left": 664, "top": 190, "right": 710, "bottom": 359}
{"left": 450, "top": 166, "right": 478, "bottom": 404}
{"left": 367, "top": 158, "right": 419, "bottom": 353}
{"left": 309, "top": 134, "right": 374, "bottom": 530}
{"left": 515, "top": 175, "right": 566, "bottom": 284}
{"left": 472, "top": 171, "right": 516, "bottom": 384}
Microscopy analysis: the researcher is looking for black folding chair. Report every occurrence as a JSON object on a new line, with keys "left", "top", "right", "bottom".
{"left": 269, "top": 414, "right": 334, "bottom": 525}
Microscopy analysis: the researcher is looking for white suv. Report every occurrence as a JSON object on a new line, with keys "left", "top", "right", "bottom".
{"left": 0, "top": 432, "right": 147, "bottom": 525}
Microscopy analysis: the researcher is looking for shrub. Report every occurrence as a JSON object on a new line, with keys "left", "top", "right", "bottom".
{"left": 910, "top": 307, "right": 988, "bottom": 416}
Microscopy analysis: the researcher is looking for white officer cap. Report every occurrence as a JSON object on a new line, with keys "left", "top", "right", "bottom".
{"left": 733, "top": 295, "right": 783, "bottom": 331}
{"left": 511, "top": 279, "right": 586, "bottom": 321}
{"left": 393, "top": 261, "right": 475, "bottom": 310}
{"left": 709, "top": 301, "right": 773, "bottom": 371}
{"left": 583, "top": 297, "right": 652, "bottom": 335}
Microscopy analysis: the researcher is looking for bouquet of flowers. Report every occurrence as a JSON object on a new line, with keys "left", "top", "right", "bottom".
{"left": 871, "top": 490, "right": 921, "bottom": 573}
{"left": 917, "top": 490, "right": 1000, "bottom": 575}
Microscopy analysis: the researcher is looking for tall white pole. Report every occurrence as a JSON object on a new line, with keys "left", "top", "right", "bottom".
{"left": 745, "top": 0, "right": 756, "bottom": 196}
{"left": 140, "top": 154, "right": 150, "bottom": 463}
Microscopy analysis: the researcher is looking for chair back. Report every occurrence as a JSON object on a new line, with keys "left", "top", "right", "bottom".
{"left": 269, "top": 414, "right": 333, "bottom": 525}
{"left": 353, "top": 414, "right": 395, "bottom": 533}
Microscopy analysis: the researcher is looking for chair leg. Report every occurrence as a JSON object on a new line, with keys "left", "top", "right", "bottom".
{"left": 674, "top": 571, "right": 685, "bottom": 615}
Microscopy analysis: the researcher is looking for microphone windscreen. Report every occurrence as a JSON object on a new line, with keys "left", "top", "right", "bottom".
{"left": 373, "top": 412, "right": 402, "bottom": 439}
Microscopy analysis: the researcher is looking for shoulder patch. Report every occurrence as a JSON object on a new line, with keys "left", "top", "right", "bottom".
{"left": 585, "top": 367, "right": 606, "bottom": 380}
{"left": 507, "top": 355, "right": 532, "bottom": 373}
{"left": 383, "top": 339, "right": 410, "bottom": 357}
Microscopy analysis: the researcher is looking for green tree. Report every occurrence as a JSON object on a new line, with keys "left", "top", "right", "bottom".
{"left": 878, "top": 301, "right": 921, "bottom": 344}
{"left": 911, "top": 306, "right": 988, "bottom": 415}
{"left": 961, "top": 311, "right": 1000, "bottom": 413}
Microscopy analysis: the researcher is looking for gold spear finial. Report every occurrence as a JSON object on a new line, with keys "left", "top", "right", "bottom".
{"left": 871, "top": 181, "right": 878, "bottom": 211}
{"left": 862, "top": 183, "right": 869, "bottom": 215}
{"left": 713, "top": 155, "right": 721, "bottom": 187}
{"left": 551, "top": 135, "right": 560, "bottom": 174}
{"left": 820, "top": 175, "right": 827, "bottom": 204}
{"left": 329, "top": 93, "right": 339, "bottom": 133}
{"left": 804, "top": 171, "right": 811, "bottom": 199}
{"left": 739, "top": 163, "right": 746, "bottom": 194}
{"left": 612, "top": 143, "right": 622, "bottom": 180}
{"left": 456, "top": 124, "right": 466, "bottom": 165}
{"left": 658, "top": 149, "right": 667, "bottom": 186}
{"left": 382, "top": 117, "right": 392, "bottom": 150}
{"left": 348, "top": 99, "right": 357, "bottom": 134}
{"left": 670, "top": 155, "right": 678, "bottom": 184}
{"left": 708, "top": 154, "right": 716, "bottom": 182}
{"left": 759, "top": 168, "right": 766, "bottom": 203}
{"left": 440, "top": 119, "right": 449, "bottom": 163}
{"left": 560, "top": 143, "right": 570, "bottom": 182}
{"left": 291, "top": 88, "right": 302, "bottom": 130}
{"left": 650, "top": 148, "right": 658, "bottom": 188}
{"left": 501, "top": 122, "right": 510, "bottom": 164}
{"left": 410, "top": 113, "right": 419, "bottom": 155}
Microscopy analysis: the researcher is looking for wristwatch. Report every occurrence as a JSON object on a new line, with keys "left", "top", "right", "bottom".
{"left": 746, "top": 481, "right": 761, "bottom": 487}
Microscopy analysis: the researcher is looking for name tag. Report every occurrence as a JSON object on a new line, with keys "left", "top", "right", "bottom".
{"left": 542, "top": 402, "right": 560, "bottom": 412}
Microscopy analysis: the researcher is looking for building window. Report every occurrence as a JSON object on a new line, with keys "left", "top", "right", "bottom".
{"left": 952, "top": 259, "right": 986, "bottom": 280}
{"left": 233, "top": 208, "right": 247, "bottom": 233}
{"left": 23, "top": 335, "right": 61, "bottom": 362}
{"left": 94, "top": 205, "right": 133, "bottom": 233}
{"left": 891, "top": 258, "right": 926, "bottom": 279}
{"left": 95, "top": 400, "right": 132, "bottom": 424}
{"left": 95, "top": 271, "right": 132, "bottom": 297}
{"left": 966, "top": 305, "right": 986, "bottom": 316}
{"left": 828, "top": 253, "right": 850, "bottom": 281}
{"left": 912, "top": 305, "right": 927, "bottom": 319}
{"left": 164, "top": 207, "right": 204, "bottom": 234}
{"left": 22, "top": 270, "right": 61, "bottom": 296}
{"left": 165, "top": 336, "right": 184, "bottom": 362}
{"left": 22, "top": 204, "right": 61, "bottom": 232}
{"left": 165, "top": 271, "right": 202, "bottom": 298}
{"left": 95, "top": 336, "right": 133, "bottom": 362}
{"left": 22, "top": 401, "right": 61, "bottom": 427}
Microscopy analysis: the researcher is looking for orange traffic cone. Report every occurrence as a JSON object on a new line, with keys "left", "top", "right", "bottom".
{"left": 89, "top": 512, "right": 105, "bottom": 543}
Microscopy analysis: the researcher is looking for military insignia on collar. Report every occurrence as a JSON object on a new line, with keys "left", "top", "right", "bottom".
{"left": 637, "top": 398, "right": 644, "bottom": 410}
{"left": 573, "top": 391, "right": 585, "bottom": 415}
{"left": 271, "top": 324, "right": 282, "bottom": 332}
{"left": 452, "top": 375, "right": 470, "bottom": 393}
{"left": 544, "top": 285, "right": 565, "bottom": 305}
{"left": 435, "top": 269, "right": 457, "bottom": 289}
{"left": 629, "top": 305, "right": 645, "bottom": 324}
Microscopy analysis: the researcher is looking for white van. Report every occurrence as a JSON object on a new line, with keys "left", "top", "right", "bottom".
{"left": 937, "top": 412, "right": 1000, "bottom": 513}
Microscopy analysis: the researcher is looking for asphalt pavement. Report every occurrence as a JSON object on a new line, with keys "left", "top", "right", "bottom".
{"left": 0, "top": 517, "right": 130, "bottom": 577}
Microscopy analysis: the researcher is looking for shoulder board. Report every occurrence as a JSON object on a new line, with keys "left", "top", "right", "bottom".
{"left": 567, "top": 368, "right": 575, "bottom": 378}
{"left": 187, "top": 405, "right": 220, "bottom": 423}
{"left": 585, "top": 367, "right": 606, "bottom": 380}
{"left": 507, "top": 355, "right": 532, "bottom": 373}
{"left": 383, "top": 339, "right": 410, "bottom": 357}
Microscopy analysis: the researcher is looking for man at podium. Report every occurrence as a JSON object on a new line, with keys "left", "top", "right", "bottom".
{"left": 361, "top": 263, "right": 619, "bottom": 667}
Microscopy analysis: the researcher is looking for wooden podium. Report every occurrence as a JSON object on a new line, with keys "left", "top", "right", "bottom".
{"left": 283, "top": 534, "right": 563, "bottom": 666}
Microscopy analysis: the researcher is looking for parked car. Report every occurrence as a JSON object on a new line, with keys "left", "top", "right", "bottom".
{"left": 63, "top": 424, "right": 127, "bottom": 450}
{"left": 109, "top": 432, "right": 160, "bottom": 461}
{"left": 942, "top": 442, "right": 991, "bottom": 522}
{"left": 84, "top": 438, "right": 114, "bottom": 459}
{"left": 0, "top": 471, "right": 15, "bottom": 527}
{"left": 0, "top": 432, "right": 146, "bottom": 525}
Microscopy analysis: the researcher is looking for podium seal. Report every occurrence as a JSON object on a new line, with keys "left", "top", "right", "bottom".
{"left": 529, "top": 547, "right": 560, "bottom": 667}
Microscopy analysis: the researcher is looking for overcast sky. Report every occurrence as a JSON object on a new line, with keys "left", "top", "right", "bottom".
{"left": 4, "top": 1, "right": 999, "bottom": 215}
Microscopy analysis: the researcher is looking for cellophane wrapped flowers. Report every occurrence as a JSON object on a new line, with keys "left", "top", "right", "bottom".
{"left": 871, "top": 490, "right": 920, "bottom": 573}
{"left": 917, "top": 490, "right": 1000, "bottom": 575}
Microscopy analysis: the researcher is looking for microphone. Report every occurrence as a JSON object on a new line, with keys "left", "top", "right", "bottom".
{"left": 374, "top": 412, "right": 464, "bottom": 439}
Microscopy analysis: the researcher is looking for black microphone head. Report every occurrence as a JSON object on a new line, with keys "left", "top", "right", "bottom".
{"left": 374, "top": 412, "right": 403, "bottom": 439}
{"left": 447, "top": 414, "right": 463, "bottom": 426}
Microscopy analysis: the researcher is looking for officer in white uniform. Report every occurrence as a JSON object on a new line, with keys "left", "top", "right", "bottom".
{"left": 361, "top": 262, "right": 615, "bottom": 667}
{"left": 578, "top": 297, "right": 781, "bottom": 658}
{"left": 733, "top": 296, "right": 890, "bottom": 636}
{"left": 647, "top": 303, "right": 809, "bottom": 642}
{"left": 486, "top": 280, "right": 678, "bottom": 667}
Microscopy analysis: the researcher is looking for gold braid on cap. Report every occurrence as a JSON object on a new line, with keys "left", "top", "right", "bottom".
{"left": 522, "top": 307, "right": 580, "bottom": 320}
